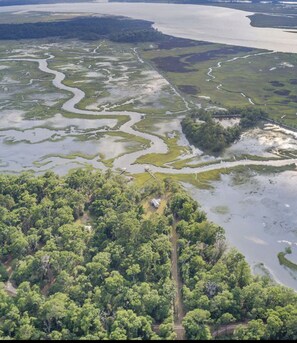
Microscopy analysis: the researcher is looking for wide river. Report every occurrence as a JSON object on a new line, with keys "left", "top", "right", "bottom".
{"left": 1, "top": 1, "right": 297, "bottom": 53}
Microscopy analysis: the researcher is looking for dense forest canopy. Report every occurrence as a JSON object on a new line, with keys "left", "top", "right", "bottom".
{"left": 0, "top": 170, "right": 174, "bottom": 340}
{"left": 181, "top": 107, "right": 268, "bottom": 154}
{"left": 0, "top": 169, "right": 297, "bottom": 340}
{"left": 0, "top": 16, "right": 164, "bottom": 42}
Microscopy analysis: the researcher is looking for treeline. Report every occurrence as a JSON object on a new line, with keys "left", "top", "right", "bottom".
{"left": 0, "top": 170, "right": 175, "bottom": 340}
{"left": 164, "top": 187, "right": 297, "bottom": 340}
{"left": 1, "top": 170, "right": 297, "bottom": 340}
{"left": 181, "top": 113, "right": 241, "bottom": 154}
{"left": 210, "top": 106, "right": 268, "bottom": 129}
{"left": 181, "top": 107, "right": 268, "bottom": 154}
{"left": 0, "top": 16, "right": 164, "bottom": 43}
{"left": 110, "top": 29, "right": 163, "bottom": 43}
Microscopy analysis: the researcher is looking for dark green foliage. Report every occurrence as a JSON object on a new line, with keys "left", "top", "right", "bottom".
{"left": 205, "top": 106, "right": 268, "bottom": 128}
{"left": 249, "top": 13, "right": 297, "bottom": 29}
{"left": 181, "top": 115, "right": 241, "bottom": 154}
{"left": 109, "top": 29, "right": 164, "bottom": 43}
{"left": 239, "top": 108, "right": 268, "bottom": 128}
{"left": 181, "top": 107, "right": 268, "bottom": 154}
{"left": 1, "top": 172, "right": 297, "bottom": 340}
{"left": 182, "top": 308, "right": 212, "bottom": 340}
{"left": 277, "top": 251, "right": 297, "bottom": 271}
{"left": 164, "top": 181, "right": 297, "bottom": 340}
{"left": 0, "top": 16, "right": 163, "bottom": 43}
{"left": 0, "top": 170, "right": 173, "bottom": 340}
{"left": 167, "top": 191, "right": 206, "bottom": 223}
{"left": 0, "top": 263, "right": 8, "bottom": 282}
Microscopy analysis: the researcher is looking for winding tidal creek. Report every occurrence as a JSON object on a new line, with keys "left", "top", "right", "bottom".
{"left": 0, "top": 3, "right": 297, "bottom": 289}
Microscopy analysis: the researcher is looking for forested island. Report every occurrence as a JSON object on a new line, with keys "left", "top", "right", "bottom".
{"left": 0, "top": 169, "right": 297, "bottom": 340}
{"left": 181, "top": 107, "right": 268, "bottom": 154}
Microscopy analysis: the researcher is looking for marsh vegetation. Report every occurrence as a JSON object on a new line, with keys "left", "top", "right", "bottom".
{"left": 0, "top": 10, "right": 297, "bottom": 300}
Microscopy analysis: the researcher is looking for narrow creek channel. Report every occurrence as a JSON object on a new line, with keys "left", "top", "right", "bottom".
{"left": 1, "top": 55, "right": 297, "bottom": 291}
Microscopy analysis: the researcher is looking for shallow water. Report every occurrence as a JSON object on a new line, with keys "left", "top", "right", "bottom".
{"left": 223, "top": 126, "right": 297, "bottom": 159}
{"left": 0, "top": 111, "right": 117, "bottom": 130}
{"left": 0, "top": 127, "right": 140, "bottom": 173}
{"left": 183, "top": 170, "right": 297, "bottom": 290}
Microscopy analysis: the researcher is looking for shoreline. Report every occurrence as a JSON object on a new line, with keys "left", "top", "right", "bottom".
{"left": 0, "top": 2, "right": 296, "bottom": 53}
